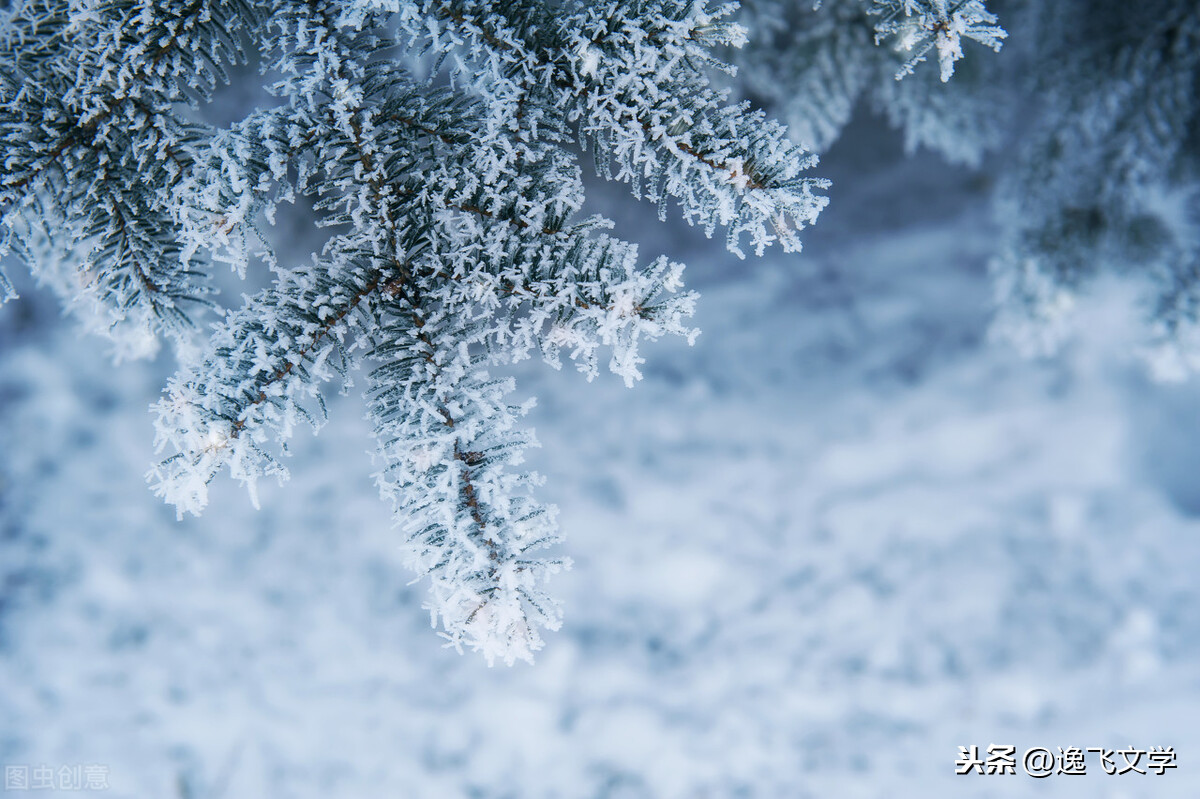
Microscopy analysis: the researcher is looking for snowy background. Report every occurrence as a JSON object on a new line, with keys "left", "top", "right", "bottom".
{"left": 3, "top": 110, "right": 1200, "bottom": 797}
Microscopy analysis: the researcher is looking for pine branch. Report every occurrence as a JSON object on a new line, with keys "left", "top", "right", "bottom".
{"left": 870, "top": 0, "right": 1006, "bottom": 82}
{"left": 733, "top": 0, "right": 1006, "bottom": 162}
{"left": 402, "top": 0, "right": 830, "bottom": 256}
{"left": 367, "top": 293, "right": 566, "bottom": 666}
{"left": 991, "top": 0, "right": 1200, "bottom": 372}
{"left": 1, "top": 0, "right": 265, "bottom": 351}
{"left": 7, "top": 0, "right": 831, "bottom": 662}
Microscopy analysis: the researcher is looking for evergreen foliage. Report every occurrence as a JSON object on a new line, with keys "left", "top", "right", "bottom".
{"left": 990, "top": 0, "right": 1200, "bottom": 375}
{"left": 9, "top": 0, "right": 1193, "bottom": 665}
{"left": 731, "top": 0, "right": 1199, "bottom": 376}
{"left": 732, "top": 0, "right": 1006, "bottom": 163}
{"left": 1, "top": 0, "right": 826, "bottom": 663}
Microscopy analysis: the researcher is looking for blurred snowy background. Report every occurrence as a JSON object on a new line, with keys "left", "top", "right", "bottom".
{"left": 3, "top": 70, "right": 1200, "bottom": 799}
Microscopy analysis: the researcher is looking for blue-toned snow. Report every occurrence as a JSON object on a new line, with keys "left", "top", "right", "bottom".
{"left": 2, "top": 117, "right": 1199, "bottom": 798}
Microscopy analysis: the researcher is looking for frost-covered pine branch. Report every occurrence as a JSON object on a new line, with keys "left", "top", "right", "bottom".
{"left": 394, "top": 0, "right": 829, "bottom": 256}
{"left": 990, "top": 0, "right": 1200, "bottom": 376}
{"left": 869, "top": 0, "right": 1006, "bottom": 82}
{"left": 733, "top": 0, "right": 1007, "bottom": 163}
{"left": 2, "top": 0, "right": 823, "bottom": 663}
{"left": 1, "top": 0, "right": 266, "bottom": 357}
{"left": 726, "top": 0, "right": 1199, "bottom": 380}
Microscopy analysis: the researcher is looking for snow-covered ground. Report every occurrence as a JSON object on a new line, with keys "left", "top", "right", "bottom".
{"left": 2, "top": 117, "right": 1199, "bottom": 798}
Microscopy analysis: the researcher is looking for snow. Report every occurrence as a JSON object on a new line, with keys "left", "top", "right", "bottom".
{"left": 3, "top": 116, "right": 1200, "bottom": 797}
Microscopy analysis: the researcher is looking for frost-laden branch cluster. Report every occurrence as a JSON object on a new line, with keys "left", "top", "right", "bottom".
{"left": 868, "top": 0, "right": 1006, "bottom": 82}
{"left": 1, "top": 0, "right": 263, "bottom": 353}
{"left": 2, "top": 0, "right": 823, "bottom": 663}
{"left": 991, "top": 0, "right": 1200, "bottom": 376}
{"left": 734, "top": 0, "right": 1007, "bottom": 163}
